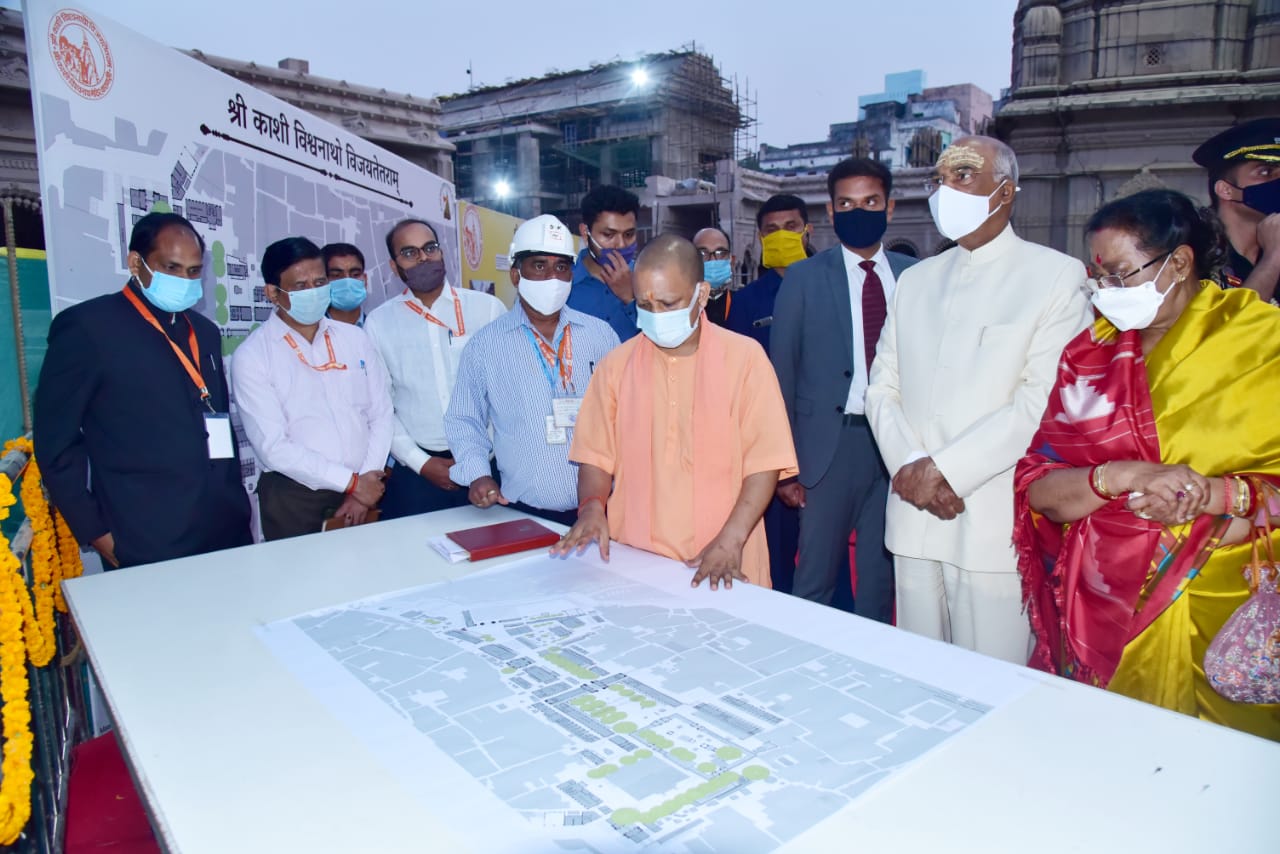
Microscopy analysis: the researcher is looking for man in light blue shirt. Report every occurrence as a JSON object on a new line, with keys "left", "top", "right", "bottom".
{"left": 445, "top": 215, "right": 620, "bottom": 526}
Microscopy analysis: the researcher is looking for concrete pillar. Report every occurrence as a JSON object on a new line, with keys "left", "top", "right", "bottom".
{"left": 471, "top": 138, "right": 493, "bottom": 200}
{"left": 516, "top": 132, "right": 540, "bottom": 217}
{"left": 598, "top": 144, "right": 615, "bottom": 186}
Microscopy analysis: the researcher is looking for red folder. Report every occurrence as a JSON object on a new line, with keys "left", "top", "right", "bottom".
{"left": 445, "top": 518, "right": 562, "bottom": 561}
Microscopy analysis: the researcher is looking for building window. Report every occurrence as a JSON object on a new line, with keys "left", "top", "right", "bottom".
{"left": 1144, "top": 45, "right": 1164, "bottom": 67}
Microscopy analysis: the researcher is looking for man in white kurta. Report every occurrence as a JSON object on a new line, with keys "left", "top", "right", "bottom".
{"left": 866, "top": 136, "right": 1090, "bottom": 664}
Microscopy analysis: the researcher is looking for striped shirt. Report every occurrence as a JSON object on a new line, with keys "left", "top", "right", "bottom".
{"left": 445, "top": 302, "right": 620, "bottom": 510}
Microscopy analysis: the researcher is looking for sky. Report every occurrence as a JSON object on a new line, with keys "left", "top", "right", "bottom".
{"left": 11, "top": 0, "right": 1019, "bottom": 148}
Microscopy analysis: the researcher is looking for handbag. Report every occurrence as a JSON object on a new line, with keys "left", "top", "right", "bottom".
{"left": 1204, "top": 519, "right": 1280, "bottom": 704}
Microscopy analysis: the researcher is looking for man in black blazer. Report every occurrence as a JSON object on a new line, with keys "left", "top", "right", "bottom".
{"left": 34, "top": 212, "right": 252, "bottom": 569}
{"left": 771, "top": 158, "right": 918, "bottom": 619}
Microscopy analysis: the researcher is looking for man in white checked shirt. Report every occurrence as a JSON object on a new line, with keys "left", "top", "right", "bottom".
{"left": 364, "top": 218, "right": 505, "bottom": 519}
{"left": 445, "top": 215, "right": 620, "bottom": 526}
{"left": 231, "top": 237, "right": 394, "bottom": 540}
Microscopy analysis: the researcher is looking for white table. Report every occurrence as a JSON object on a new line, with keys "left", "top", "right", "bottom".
{"left": 64, "top": 507, "right": 1280, "bottom": 853}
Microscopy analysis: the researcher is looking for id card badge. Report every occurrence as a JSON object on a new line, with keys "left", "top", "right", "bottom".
{"left": 552, "top": 396, "right": 583, "bottom": 429}
{"left": 545, "top": 415, "right": 567, "bottom": 445}
{"left": 204, "top": 413, "right": 235, "bottom": 459}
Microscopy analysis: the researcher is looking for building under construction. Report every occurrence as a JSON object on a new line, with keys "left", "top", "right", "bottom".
{"left": 440, "top": 50, "right": 749, "bottom": 230}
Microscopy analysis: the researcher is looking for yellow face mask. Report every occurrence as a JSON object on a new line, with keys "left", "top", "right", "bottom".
{"left": 761, "top": 229, "right": 808, "bottom": 270}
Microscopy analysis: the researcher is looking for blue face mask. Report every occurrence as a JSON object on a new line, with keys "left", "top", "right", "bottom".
{"left": 703, "top": 258, "right": 733, "bottom": 289}
{"left": 139, "top": 259, "right": 202, "bottom": 312}
{"left": 328, "top": 277, "right": 367, "bottom": 311}
{"left": 280, "top": 284, "right": 331, "bottom": 325}
{"left": 590, "top": 235, "right": 638, "bottom": 270}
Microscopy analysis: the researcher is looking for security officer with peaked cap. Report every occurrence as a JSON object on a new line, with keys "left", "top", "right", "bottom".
{"left": 1194, "top": 117, "right": 1280, "bottom": 302}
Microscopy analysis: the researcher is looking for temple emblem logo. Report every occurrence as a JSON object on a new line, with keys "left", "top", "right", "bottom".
{"left": 48, "top": 9, "right": 114, "bottom": 100}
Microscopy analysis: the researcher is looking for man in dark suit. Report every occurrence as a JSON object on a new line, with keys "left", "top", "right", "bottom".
{"left": 34, "top": 212, "right": 252, "bottom": 569}
{"left": 772, "top": 158, "right": 918, "bottom": 619}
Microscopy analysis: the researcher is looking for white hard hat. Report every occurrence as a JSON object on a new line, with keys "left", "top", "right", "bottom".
{"left": 509, "top": 214, "right": 575, "bottom": 260}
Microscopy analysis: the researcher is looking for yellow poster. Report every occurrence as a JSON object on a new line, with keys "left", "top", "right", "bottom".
{"left": 457, "top": 201, "right": 524, "bottom": 307}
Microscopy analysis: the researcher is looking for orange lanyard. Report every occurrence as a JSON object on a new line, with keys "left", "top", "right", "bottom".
{"left": 283, "top": 329, "right": 347, "bottom": 371}
{"left": 524, "top": 324, "right": 574, "bottom": 391}
{"left": 402, "top": 289, "right": 465, "bottom": 337}
{"left": 725, "top": 291, "right": 732, "bottom": 318}
{"left": 121, "top": 285, "right": 213, "bottom": 412}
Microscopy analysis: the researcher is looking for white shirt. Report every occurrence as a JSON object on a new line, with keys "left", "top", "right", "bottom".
{"left": 841, "top": 244, "right": 897, "bottom": 414}
{"left": 230, "top": 313, "right": 394, "bottom": 493}
{"left": 363, "top": 281, "right": 505, "bottom": 473}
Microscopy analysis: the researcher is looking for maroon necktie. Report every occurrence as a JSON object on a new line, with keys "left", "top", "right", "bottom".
{"left": 860, "top": 259, "right": 886, "bottom": 369}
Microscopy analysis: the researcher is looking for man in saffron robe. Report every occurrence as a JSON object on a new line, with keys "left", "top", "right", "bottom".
{"left": 552, "top": 235, "right": 798, "bottom": 589}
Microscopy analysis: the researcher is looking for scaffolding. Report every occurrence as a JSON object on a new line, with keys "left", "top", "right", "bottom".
{"left": 441, "top": 48, "right": 750, "bottom": 223}
{"left": 733, "top": 75, "right": 758, "bottom": 167}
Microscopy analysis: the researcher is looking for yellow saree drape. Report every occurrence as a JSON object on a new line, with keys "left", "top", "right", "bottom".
{"left": 1107, "top": 283, "right": 1280, "bottom": 740}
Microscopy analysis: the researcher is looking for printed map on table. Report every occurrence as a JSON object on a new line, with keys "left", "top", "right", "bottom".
{"left": 261, "top": 555, "right": 998, "bottom": 852}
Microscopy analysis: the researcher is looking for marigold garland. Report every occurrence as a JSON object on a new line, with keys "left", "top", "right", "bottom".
{"left": 0, "top": 436, "right": 81, "bottom": 845}
{"left": 0, "top": 472, "right": 34, "bottom": 845}
{"left": 16, "top": 457, "right": 57, "bottom": 668}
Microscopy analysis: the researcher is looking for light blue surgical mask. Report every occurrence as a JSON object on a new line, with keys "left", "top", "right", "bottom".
{"left": 280, "top": 283, "right": 331, "bottom": 325}
{"left": 328, "top": 277, "right": 367, "bottom": 311}
{"left": 703, "top": 258, "right": 732, "bottom": 289}
{"left": 637, "top": 301, "right": 700, "bottom": 349}
{"left": 139, "top": 259, "right": 202, "bottom": 312}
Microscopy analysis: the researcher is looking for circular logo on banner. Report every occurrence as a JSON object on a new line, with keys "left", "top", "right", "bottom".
{"left": 48, "top": 9, "right": 114, "bottom": 100}
{"left": 462, "top": 205, "right": 484, "bottom": 271}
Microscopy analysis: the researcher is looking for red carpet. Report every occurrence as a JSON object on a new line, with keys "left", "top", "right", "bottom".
{"left": 64, "top": 733, "right": 160, "bottom": 853}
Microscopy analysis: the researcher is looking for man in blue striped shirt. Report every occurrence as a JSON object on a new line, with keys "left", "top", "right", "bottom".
{"left": 445, "top": 215, "right": 620, "bottom": 526}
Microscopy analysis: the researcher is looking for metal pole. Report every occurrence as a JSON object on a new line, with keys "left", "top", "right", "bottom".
{"left": 4, "top": 197, "right": 32, "bottom": 433}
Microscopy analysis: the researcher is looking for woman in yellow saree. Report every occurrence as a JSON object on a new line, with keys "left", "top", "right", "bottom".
{"left": 1014, "top": 189, "right": 1280, "bottom": 741}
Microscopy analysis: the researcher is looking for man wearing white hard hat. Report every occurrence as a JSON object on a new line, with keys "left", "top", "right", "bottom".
{"left": 444, "top": 214, "right": 620, "bottom": 526}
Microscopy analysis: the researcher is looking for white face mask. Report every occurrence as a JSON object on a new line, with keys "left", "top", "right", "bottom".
{"left": 637, "top": 299, "right": 700, "bottom": 349}
{"left": 928, "top": 180, "right": 1008, "bottom": 241}
{"left": 280, "top": 283, "right": 331, "bottom": 325}
{"left": 518, "top": 276, "right": 571, "bottom": 316}
{"left": 1089, "top": 255, "right": 1175, "bottom": 331}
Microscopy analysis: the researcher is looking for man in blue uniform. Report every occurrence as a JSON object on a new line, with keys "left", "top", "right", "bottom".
{"left": 726, "top": 194, "right": 814, "bottom": 354}
{"left": 566, "top": 185, "right": 641, "bottom": 341}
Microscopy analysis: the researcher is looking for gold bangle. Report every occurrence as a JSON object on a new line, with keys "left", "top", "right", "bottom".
{"left": 1092, "top": 462, "right": 1116, "bottom": 500}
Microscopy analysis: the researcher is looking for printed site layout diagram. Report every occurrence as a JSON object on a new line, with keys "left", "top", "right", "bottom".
{"left": 265, "top": 557, "right": 995, "bottom": 852}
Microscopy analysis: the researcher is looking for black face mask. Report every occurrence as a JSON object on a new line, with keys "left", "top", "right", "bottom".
{"left": 1238, "top": 175, "right": 1280, "bottom": 216}
{"left": 832, "top": 208, "right": 888, "bottom": 250}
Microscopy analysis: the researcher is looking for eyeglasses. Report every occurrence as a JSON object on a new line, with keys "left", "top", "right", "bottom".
{"left": 696, "top": 248, "right": 731, "bottom": 261}
{"left": 397, "top": 242, "right": 442, "bottom": 261}
{"left": 1087, "top": 251, "right": 1170, "bottom": 291}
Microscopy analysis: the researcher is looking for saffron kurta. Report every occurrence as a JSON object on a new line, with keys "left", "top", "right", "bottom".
{"left": 570, "top": 321, "right": 798, "bottom": 587}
